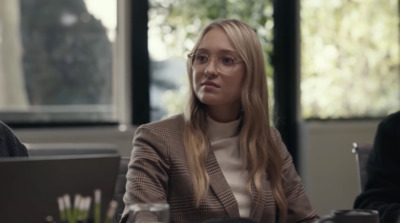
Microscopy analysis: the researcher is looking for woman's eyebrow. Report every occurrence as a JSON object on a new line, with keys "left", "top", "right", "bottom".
{"left": 196, "top": 48, "right": 238, "bottom": 55}
{"left": 196, "top": 48, "right": 209, "bottom": 53}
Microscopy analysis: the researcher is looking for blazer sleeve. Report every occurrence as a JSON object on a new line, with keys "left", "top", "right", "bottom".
{"left": 120, "top": 125, "right": 170, "bottom": 223}
{"left": 271, "top": 128, "right": 318, "bottom": 223}
{"left": 353, "top": 112, "right": 400, "bottom": 223}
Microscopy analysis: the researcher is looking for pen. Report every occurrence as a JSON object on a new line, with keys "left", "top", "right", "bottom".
{"left": 57, "top": 196, "right": 67, "bottom": 222}
{"left": 94, "top": 189, "right": 101, "bottom": 223}
{"left": 63, "top": 194, "right": 73, "bottom": 223}
{"left": 83, "top": 196, "right": 92, "bottom": 223}
{"left": 77, "top": 196, "right": 87, "bottom": 223}
{"left": 72, "top": 194, "right": 81, "bottom": 223}
{"left": 103, "top": 200, "right": 118, "bottom": 223}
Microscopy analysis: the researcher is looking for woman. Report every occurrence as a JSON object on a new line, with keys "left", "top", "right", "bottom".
{"left": 121, "top": 19, "right": 317, "bottom": 223}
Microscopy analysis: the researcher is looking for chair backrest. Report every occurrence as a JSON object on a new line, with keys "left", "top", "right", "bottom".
{"left": 352, "top": 142, "right": 373, "bottom": 192}
{"left": 113, "top": 157, "right": 130, "bottom": 223}
{"left": 26, "top": 143, "right": 119, "bottom": 156}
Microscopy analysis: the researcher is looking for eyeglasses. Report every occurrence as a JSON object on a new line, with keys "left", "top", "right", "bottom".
{"left": 187, "top": 52, "right": 243, "bottom": 74}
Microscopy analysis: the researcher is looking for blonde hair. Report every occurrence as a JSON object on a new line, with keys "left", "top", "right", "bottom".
{"left": 183, "top": 19, "right": 287, "bottom": 223}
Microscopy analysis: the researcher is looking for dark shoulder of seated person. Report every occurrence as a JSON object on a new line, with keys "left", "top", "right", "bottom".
{"left": 0, "top": 121, "right": 28, "bottom": 157}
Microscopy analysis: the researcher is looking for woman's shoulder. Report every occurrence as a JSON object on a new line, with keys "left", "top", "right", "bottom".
{"left": 268, "top": 126, "right": 281, "bottom": 141}
{"left": 137, "top": 113, "right": 184, "bottom": 132}
{"left": 268, "top": 126, "right": 291, "bottom": 158}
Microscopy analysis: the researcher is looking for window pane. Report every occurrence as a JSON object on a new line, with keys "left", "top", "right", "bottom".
{"left": 148, "top": 0, "right": 275, "bottom": 121}
{"left": 301, "top": 0, "right": 400, "bottom": 119}
{"left": 0, "top": 0, "right": 118, "bottom": 123}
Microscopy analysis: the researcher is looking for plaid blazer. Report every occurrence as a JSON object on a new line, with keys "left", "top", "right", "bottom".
{"left": 121, "top": 114, "right": 318, "bottom": 223}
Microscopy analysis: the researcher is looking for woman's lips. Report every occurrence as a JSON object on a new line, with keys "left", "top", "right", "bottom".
{"left": 201, "top": 81, "right": 220, "bottom": 88}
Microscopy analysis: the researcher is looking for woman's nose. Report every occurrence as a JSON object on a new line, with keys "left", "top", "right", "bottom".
{"left": 204, "top": 57, "right": 218, "bottom": 76}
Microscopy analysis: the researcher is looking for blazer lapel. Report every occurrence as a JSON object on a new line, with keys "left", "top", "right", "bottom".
{"left": 249, "top": 181, "right": 264, "bottom": 221}
{"left": 205, "top": 149, "right": 240, "bottom": 218}
{"left": 249, "top": 172, "right": 275, "bottom": 223}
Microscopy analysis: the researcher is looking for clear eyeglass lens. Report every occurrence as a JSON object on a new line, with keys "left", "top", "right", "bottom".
{"left": 190, "top": 53, "right": 239, "bottom": 74}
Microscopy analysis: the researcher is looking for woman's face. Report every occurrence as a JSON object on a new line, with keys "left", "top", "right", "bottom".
{"left": 192, "top": 27, "right": 246, "bottom": 114}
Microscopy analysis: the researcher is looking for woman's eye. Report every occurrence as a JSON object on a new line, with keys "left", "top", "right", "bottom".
{"left": 195, "top": 54, "right": 208, "bottom": 63}
{"left": 221, "top": 56, "right": 235, "bottom": 65}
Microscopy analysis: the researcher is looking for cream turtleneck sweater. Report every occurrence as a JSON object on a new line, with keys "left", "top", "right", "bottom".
{"left": 207, "top": 116, "right": 251, "bottom": 217}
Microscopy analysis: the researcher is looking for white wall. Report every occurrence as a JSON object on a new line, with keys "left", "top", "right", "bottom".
{"left": 13, "top": 119, "right": 381, "bottom": 217}
{"left": 300, "top": 120, "right": 379, "bottom": 216}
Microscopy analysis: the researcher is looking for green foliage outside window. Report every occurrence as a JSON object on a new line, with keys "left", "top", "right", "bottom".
{"left": 301, "top": 0, "right": 400, "bottom": 119}
{"left": 151, "top": 0, "right": 400, "bottom": 120}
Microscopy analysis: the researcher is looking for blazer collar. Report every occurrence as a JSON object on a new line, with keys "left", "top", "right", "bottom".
{"left": 248, "top": 174, "right": 268, "bottom": 221}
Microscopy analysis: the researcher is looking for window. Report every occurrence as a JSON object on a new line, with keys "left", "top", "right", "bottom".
{"left": 301, "top": 0, "right": 400, "bottom": 119}
{"left": 0, "top": 0, "right": 121, "bottom": 125}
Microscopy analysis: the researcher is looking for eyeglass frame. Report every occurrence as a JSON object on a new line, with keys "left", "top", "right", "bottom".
{"left": 187, "top": 52, "right": 244, "bottom": 74}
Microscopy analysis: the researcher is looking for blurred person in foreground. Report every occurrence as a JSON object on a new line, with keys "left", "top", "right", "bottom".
{"left": 354, "top": 110, "right": 400, "bottom": 223}
{"left": 120, "top": 19, "right": 317, "bottom": 223}
{"left": 0, "top": 121, "right": 28, "bottom": 157}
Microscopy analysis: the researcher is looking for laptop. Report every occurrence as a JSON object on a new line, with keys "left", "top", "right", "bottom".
{"left": 0, "top": 154, "right": 121, "bottom": 223}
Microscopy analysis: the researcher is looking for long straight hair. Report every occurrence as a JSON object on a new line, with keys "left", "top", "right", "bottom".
{"left": 183, "top": 19, "right": 287, "bottom": 223}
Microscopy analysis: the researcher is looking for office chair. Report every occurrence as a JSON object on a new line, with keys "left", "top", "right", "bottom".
{"left": 352, "top": 142, "right": 373, "bottom": 192}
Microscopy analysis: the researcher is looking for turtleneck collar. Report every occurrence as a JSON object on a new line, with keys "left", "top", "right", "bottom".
{"left": 207, "top": 115, "right": 241, "bottom": 142}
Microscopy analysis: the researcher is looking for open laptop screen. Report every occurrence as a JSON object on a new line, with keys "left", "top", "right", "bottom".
{"left": 0, "top": 154, "right": 120, "bottom": 223}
